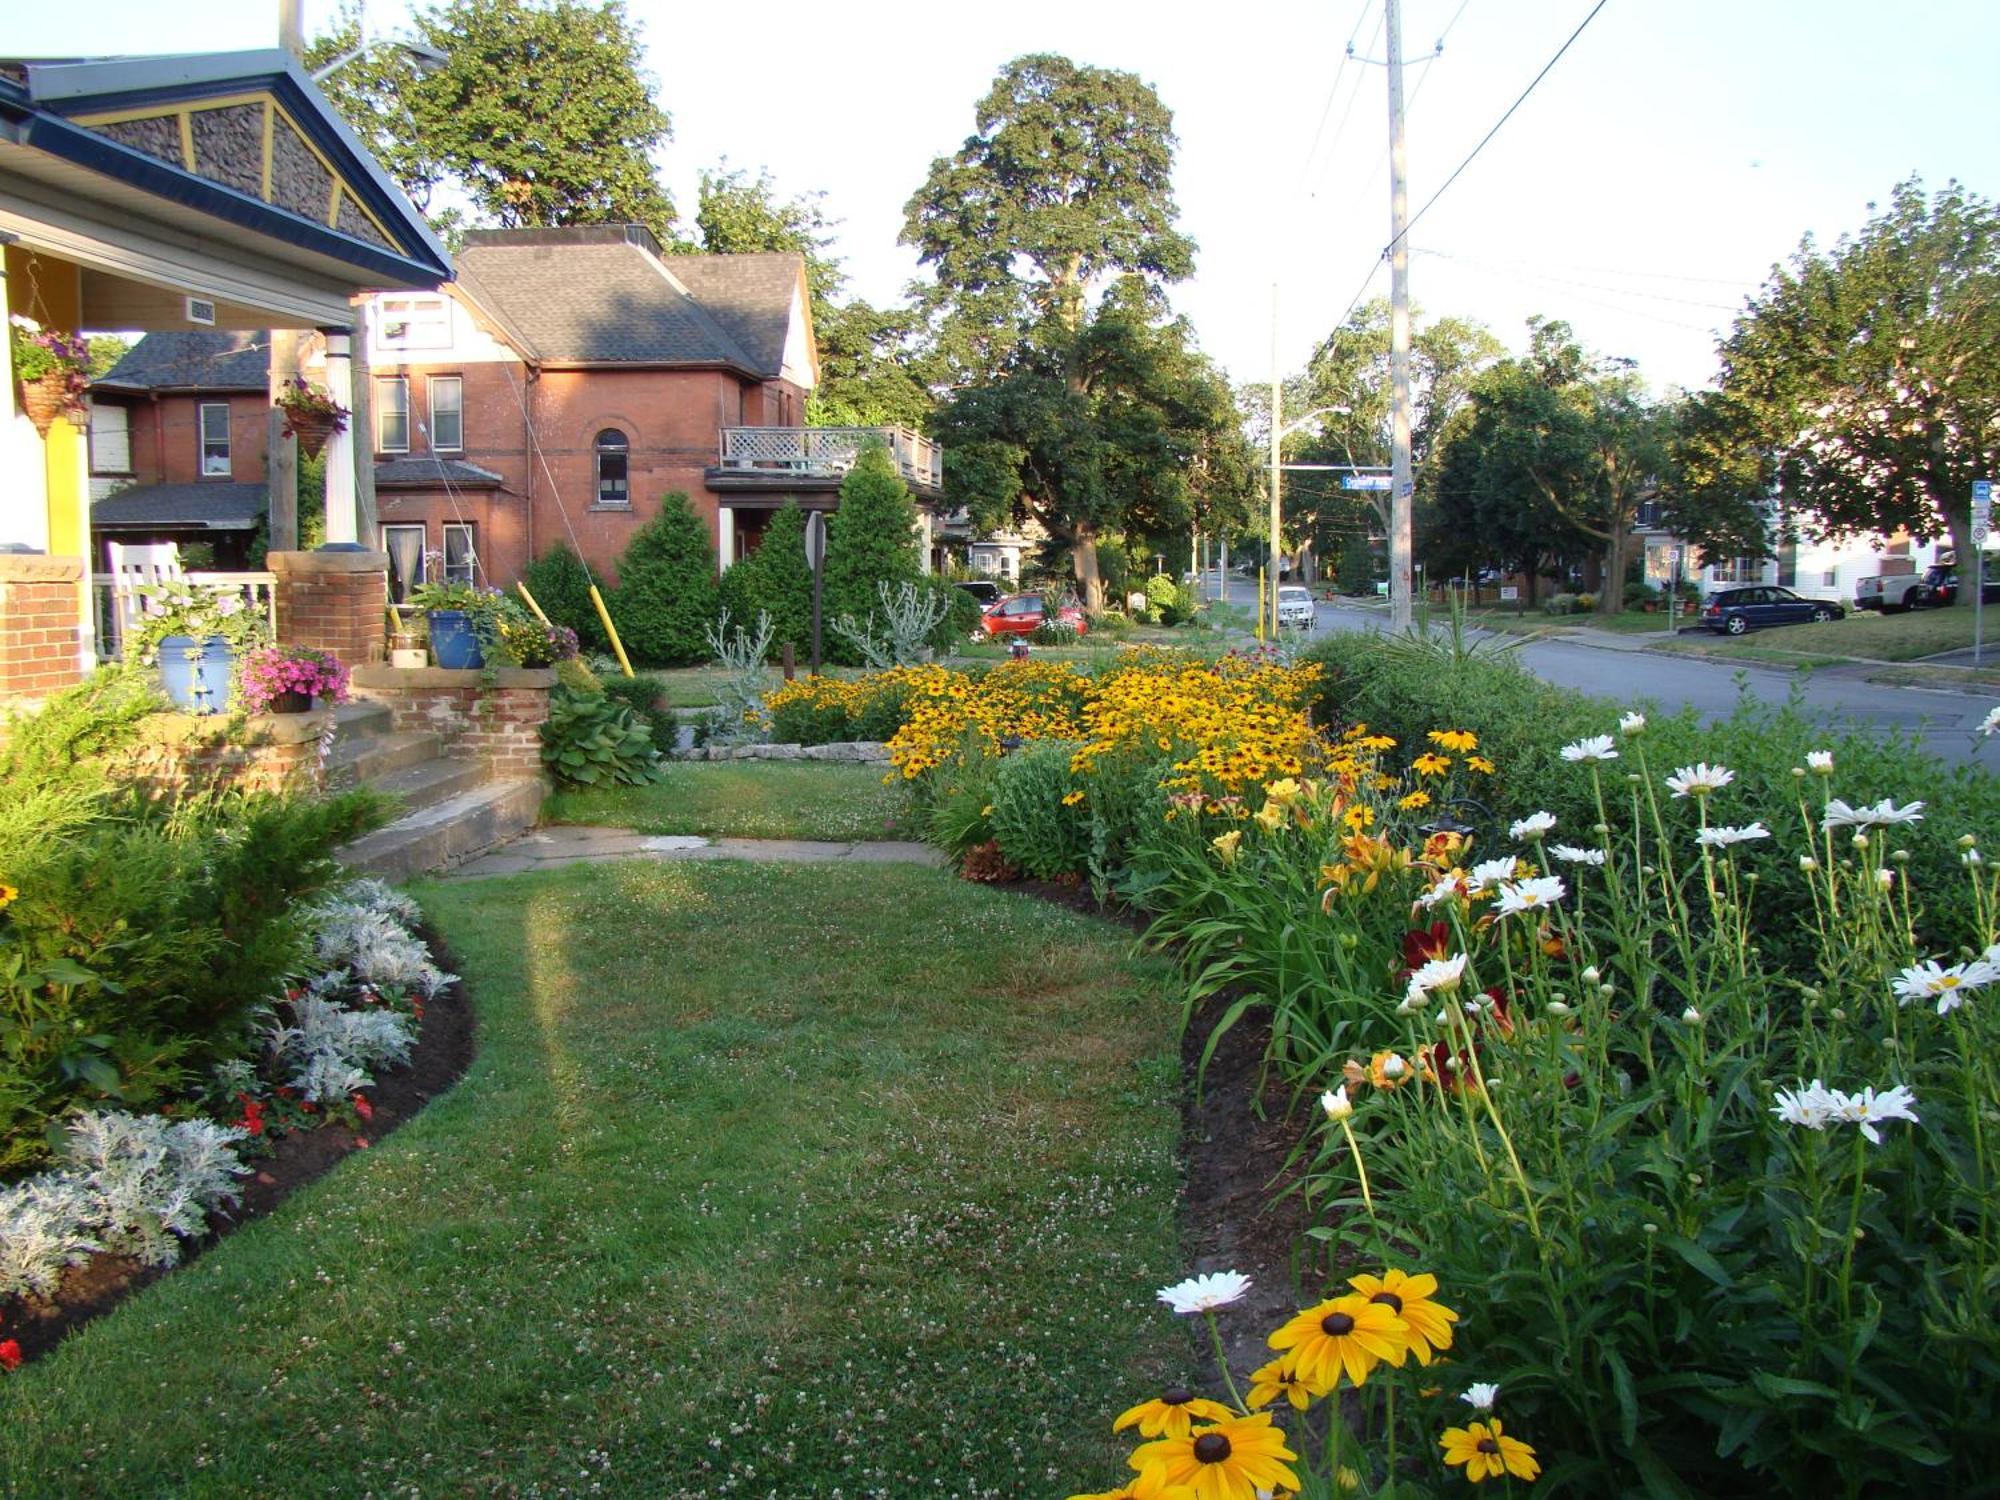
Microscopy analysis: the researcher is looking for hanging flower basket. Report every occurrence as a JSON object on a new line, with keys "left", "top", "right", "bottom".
{"left": 274, "top": 376, "right": 349, "bottom": 459}
{"left": 17, "top": 372, "right": 82, "bottom": 437}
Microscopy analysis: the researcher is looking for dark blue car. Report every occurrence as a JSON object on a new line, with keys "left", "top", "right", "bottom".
{"left": 1702, "top": 585, "right": 1844, "bottom": 635}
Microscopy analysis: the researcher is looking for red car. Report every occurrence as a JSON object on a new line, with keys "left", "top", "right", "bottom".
{"left": 980, "top": 592, "right": 1087, "bottom": 637}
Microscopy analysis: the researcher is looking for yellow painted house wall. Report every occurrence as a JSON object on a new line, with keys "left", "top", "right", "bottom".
{"left": 5, "top": 245, "right": 91, "bottom": 655}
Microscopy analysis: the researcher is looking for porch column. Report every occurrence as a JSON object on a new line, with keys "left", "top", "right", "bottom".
{"left": 0, "top": 241, "right": 51, "bottom": 553}
{"left": 718, "top": 505, "right": 736, "bottom": 572}
{"left": 320, "top": 327, "right": 358, "bottom": 545}
{"left": 917, "top": 508, "right": 934, "bottom": 574}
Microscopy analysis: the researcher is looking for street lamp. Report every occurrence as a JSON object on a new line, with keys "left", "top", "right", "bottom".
{"left": 312, "top": 35, "right": 448, "bottom": 83}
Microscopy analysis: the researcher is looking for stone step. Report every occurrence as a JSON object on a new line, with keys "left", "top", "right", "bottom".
{"left": 324, "top": 730, "right": 446, "bottom": 790}
{"left": 337, "top": 778, "right": 547, "bottom": 882}
{"left": 363, "top": 754, "right": 491, "bottom": 813}
{"left": 332, "top": 699, "right": 394, "bottom": 741}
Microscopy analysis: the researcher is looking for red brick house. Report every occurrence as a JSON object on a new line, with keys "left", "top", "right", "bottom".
{"left": 92, "top": 224, "right": 945, "bottom": 600}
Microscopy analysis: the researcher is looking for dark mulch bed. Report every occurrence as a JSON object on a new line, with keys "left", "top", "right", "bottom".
{"left": 1, "top": 930, "right": 475, "bottom": 1367}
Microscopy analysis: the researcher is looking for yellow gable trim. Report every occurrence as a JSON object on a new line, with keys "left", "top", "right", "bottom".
{"left": 73, "top": 94, "right": 406, "bottom": 255}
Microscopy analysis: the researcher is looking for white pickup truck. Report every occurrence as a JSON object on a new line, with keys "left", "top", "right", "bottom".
{"left": 1853, "top": 572, "right": 1931, "bottom": 613}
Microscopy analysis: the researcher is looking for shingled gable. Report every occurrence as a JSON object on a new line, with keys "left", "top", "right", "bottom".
{"left": 450, "top": 226, "right": 806, "bottom": 376}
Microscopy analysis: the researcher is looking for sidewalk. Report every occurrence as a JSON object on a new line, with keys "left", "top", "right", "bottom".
{"left": 444, "top": 824, "right": 946, "bottom": 879}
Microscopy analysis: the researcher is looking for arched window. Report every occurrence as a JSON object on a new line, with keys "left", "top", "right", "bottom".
{"left": 595, "top": 429, "right": 629, "bottom": 508}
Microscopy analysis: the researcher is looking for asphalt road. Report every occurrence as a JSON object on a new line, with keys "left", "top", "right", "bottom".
{"left": 1210, "top": 578, "right": 1994, "bottom": 769}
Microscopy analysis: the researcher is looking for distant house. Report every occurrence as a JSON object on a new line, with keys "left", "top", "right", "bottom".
{"left": 1632, "top": 499, "right": 1951, "bottom": 604}
{"left": 95, "top": 225, "right": 948, "bottom": 601}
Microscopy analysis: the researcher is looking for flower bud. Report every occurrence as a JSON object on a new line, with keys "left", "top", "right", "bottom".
{"left": 1582, "top": 966, "right": 1601, "bottom": 984}
{"left": 1791, "top": 766, "right": 1807, "bottom": 779}
{"left": 1593, "top": 823, "right": 1610, "bottom": 836}
{"left": 1877, "top": 868, "right": 1895, "bottom": 891}
{"left": 1681, "top": 1007, "right": 1702, "bottom": 1025}
{"left": 1546, "top": 1000, "right": 1573, "bottom": 1017}
{"left": 1852, "top": 832, "right": 1869, "bottom": 850}
{"left": 1799, "top": 856, "right": 1819, "bottom": 872}
{"left": 1598, "top": 983, "right": 1615, "bottom": 999}
{"left": 1642, "top": 1222, "right": 1659, "bottom": 1235}
{"left": 1892, "top": 849, "right": 1910, "bottom": 864}
{"left": 1958, "top": 834, "right": 1978, "bottom": 849}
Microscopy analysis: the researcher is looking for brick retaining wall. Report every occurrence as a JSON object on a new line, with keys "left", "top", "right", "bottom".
{"left": 0, "top": 556, "right": 84, "bottom": 701}
{"left": 349, "top": 665, "right": 555, "bottom": 780}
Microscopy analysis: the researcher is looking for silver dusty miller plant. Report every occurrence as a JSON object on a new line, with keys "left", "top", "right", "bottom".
{"left": 701, "top": 607, "right": 776, "bottom": 747}
{"left": 832, "top": 581, "right": 949, "bottom": 669}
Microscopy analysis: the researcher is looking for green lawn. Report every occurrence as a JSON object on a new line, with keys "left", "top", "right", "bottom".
{"left": 546, "top": 759, "right": 914, "bottom": 841}
{"left": 1654, "top": 607, "right": 1990, "bottom": 665}
{"left": 0, "top": 861, "right": 1185, "bottom": 1497}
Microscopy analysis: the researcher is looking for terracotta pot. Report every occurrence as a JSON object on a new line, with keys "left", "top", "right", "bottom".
{"left": 18, "top": 372, "right": 81, "bottom": 438}
{"left": 284, "top": 409, "right": 337, "bottom": 458}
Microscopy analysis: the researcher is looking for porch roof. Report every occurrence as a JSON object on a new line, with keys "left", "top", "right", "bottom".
{"left": 91, "top": 481, "right": 265, "bottom": 531}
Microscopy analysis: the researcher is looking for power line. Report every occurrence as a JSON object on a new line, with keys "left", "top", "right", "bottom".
{"left": 1305, "top": 5, "right": 1385, "bottom": 196}
{"left": 1390, "top": 0, "right": 1612, "bottom": 254}
{"left": 1420, "top": 248, "right": 1745, "bottom": 313}
{"left": 1298, "top": 0, "right": 1377, "bottom": 186}
{"left": 1406, "top": 0, "right": 1474, "bottom": 109}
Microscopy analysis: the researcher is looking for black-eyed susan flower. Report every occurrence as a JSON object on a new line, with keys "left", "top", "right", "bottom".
{"left": 1399, "top": 789, "right": 1431, "bottom": 810}
{"left": 1246, "top": 1355, "right": 1312, "bottom": 1411}
{"left": 0, "top": 882, "right": 16, "bottom": 911}
{"left": 1114, "top": 1385, "right": 1236, "bottom": 1439}
{"left": 1067, "top": 1466, "right": 1193, "bottom": 1500}
{"left": 1345, "top": 1269, "right": 1457, "bottom": 1363}
{"left": 1412, "top": 753, "right": 1452, "bottom": 777}
{"left": 1440, "top": 1418, "right": 1542, "bottom": 1483}
{"left": 1130, "top": 1412, "right": 1301, "bottom": 1500}
{"left": 1267, "top": 1292, "right": 1409, "bottom": 1393}
{"left": 1465, "top": 755, "right": 1496, "bottom": 775}
{"left": 1429, "top": 728, "right": 1478, "bottom": 752}
{"left": 1062, "top": 790, "right": 1086, "bottom": 806}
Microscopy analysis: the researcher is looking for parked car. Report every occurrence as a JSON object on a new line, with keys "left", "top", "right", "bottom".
{"left": 980, "top": 592, "right": 1087, "bottom": 638}
{"left": 1276, "top": 585, "right": 1316, "bottom": 629}
{"left": 954, "top": 579, "right": 1003, "bottom": 609}
{"left": 1702, "top": 586, "right": 1844, "bottom": 635}
{"left": 1913, "top": 562, "right": 2000, "bottom": 607}
{"left": 1854, "top": 572, "right": 1932, "bottom": 613}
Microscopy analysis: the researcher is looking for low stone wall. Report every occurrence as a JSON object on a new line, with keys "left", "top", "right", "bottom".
{"left": 350, "top": 665, "right": 556, "bottom": 780}
{"left": 680, "top": 741, "right": 889, "bottom": 763}
{"left": 110, "top": 709, "right": 334, "bottom": 797}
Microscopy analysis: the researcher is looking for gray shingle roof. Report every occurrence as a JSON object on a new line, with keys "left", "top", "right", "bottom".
{"left": 454, "top": 230, "right": 801, "bottom": 375}
{"left": 374, "top": 457, "right": 505, "bottom": 488}
{"left": 91, "top": 481, "right": 266, "bottom": 529}
{"left": 95, "top": 332, "right": 269, "bottom": 392}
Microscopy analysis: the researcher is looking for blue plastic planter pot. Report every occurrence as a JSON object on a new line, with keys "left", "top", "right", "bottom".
{"left": 157, "top": 635, "right": 235, "bottom": 715}
{"left": 427, "top": 609, "right": 486, "bottom": 670}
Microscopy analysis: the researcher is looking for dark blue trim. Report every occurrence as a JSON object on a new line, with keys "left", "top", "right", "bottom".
{"left": 19, "top": 110, "right": 449, "bottom": 286}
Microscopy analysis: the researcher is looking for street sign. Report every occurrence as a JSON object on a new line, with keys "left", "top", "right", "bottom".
{"left": 1341, "top": 474, "right": 1392, "bottom": 491}
{"left": 803, "top": 511, "right": 827, "bottom": 568}
{"left": 1499, "top": 586, "right": 1520, "bottom": 602}
{"left": 1973, "top": 479, "right": 1993, "bottom": 546}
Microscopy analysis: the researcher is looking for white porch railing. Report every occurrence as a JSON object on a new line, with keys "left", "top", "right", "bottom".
{"left": 93, "top": 572, "right": 279, "bottom": 662}
{"left": 717, "top": 426, "right": 944, "bottom": 490}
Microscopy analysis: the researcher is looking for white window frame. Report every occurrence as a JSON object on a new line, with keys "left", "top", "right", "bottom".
{"left": 377, "top": 377, "right": 410, "bottom": 455}
{"left": 427, "top": 376, "right": 463, "bottom": 453}
{"left": 442, "top": 521, "right": 477, "bottom": 586}
{"left": 381, "top": 524, "right": 426, "bottom": 604}
{"left": 376, "top": 295, "right": 451, "bottom": 352}
{"left": 594, "top": 429, "right": 630, "bottom": 509}
{"left": 198, "top": 401, "right": 231, "bottom": 477}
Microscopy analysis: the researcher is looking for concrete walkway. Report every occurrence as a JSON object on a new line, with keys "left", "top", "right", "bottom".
{"left": 444, "top": 824, "right": 945, "bottom": 879}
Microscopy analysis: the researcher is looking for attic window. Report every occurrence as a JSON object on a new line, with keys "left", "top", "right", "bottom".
{"left": 378, "top": 295, "right": 450, "bottom": 351}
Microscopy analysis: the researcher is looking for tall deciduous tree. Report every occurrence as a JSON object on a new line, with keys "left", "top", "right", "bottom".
{"left": 311, "top": 0, "right": 674, "bottom": 246}
{"left": 906, "top": 54, "right": 1207, "bottom": 604}
{"left": 1718, "top": 178, "right": 2000, "bottom": 598}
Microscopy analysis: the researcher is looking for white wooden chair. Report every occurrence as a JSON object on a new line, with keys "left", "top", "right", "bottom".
{"left": 103, "top": 540, "right": 184, "bottom": 657}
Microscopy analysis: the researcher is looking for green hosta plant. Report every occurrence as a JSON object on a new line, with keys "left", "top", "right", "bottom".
{"left": 539, "top": 685, "right": 663, "bottom": 787}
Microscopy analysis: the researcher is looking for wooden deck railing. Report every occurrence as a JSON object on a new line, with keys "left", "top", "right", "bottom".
{"left": 717, "top": 427, "right": 943, "bottom": 489}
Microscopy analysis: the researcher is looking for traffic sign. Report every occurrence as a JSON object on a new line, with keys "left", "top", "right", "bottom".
{"left": 1342, "top": 474, "right": 1392, "bottom": 491}
{"left": 804, "top": 511, "right": 827, "bottom": 568}
{"left": 1973, "top": 479, "right": 1993, "bottom": 545}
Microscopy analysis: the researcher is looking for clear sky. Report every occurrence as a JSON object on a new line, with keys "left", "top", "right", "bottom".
{"left": 10, "top": 0, "right": 1998, "bottom": 397}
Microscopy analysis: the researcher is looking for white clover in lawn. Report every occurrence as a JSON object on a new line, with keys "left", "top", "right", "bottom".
{"left": 1494, "top": 876, "right": 1565, "bottom": 918}
{"left": 1551, "top": 844, "right": 1606, "bottom": 866}
{"left": 1696, "top": 822, "right": 1771, "bottom": 849}
{"left": 1561, "top": 735, "right": 1618, "bottom": 763}
{"left": 1509, "top": 811, "right": 1557, "bottom": 841}
{"left": 1157, "top": 1270, "right": 1252, "bottom": 1315}
{"left": 1462, "top": 1382, "right": 1500, "bottom": 1411}
{"left": 1666, "top": 762, "right": 1734, "bottom": 798}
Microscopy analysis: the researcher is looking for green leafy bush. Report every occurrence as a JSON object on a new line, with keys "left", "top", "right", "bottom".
{"left": 988, "top": 740, "right": 1089, "bottom": 880}
{"left": 930, "top": 577, "right": 984, "bottom": 650}
{"left": 1541, "top": 591, "right": 1581, "bottom": 615}
{"left": 540, "top": 685, "right": 665, "bottom": 787}
{"left": 520, "top": 542, "right": 610, "bottom": 654}
{"left": 610, "top": 493, "right": 719, "bottom": 667}
{"left": 1146, "top": 574, "right": 1189, "bottom": 626}
{"left": 719, "top": 502, "right": 815, "bottom": 659}
{"left": 599, "top": 674, "right": 676, "bottom": 753}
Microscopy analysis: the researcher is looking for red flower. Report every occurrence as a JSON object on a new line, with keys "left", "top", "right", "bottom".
{"left": 352, "top": 1093, "right": 374, "bottom": 1122}
{"left": 0, "top": 1340, "right": 21, "bottom": 1372}
{"left": 237, "top": 1094, "right": 267, "bottom": 1136}
{"left": 1402, "top": 922, "right": 1453, "bottom": 974}
{"left": 1418, "top": 1041, "right": 1479, "bottom": 1094}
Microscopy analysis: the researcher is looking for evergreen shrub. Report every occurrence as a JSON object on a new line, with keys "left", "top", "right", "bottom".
{"left": 610, "top": 494, "right": 719, "bottom": 667}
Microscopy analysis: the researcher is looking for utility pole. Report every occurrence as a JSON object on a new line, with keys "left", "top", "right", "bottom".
{"left": 1268, "top": 283, "right": 1282, "bottom": 638}
{"left": 1385, "top": 0, "right": 1415, "bottom": 631}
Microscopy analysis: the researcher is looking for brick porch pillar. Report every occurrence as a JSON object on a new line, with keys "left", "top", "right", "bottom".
{"left": 0, "top": 555, "right": 85, "bottom": 702}
{"left": 268, "top": 550, "right": 389, "bottom": 667}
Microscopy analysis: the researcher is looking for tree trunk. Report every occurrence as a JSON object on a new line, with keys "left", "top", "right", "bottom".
{"left": 1600, "top": 520, "right": 1630, "bottom": 615}
{"left": 1071, "top": 523, "right": 1104, "bottom": 613}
